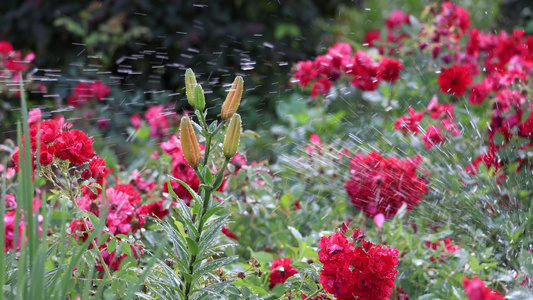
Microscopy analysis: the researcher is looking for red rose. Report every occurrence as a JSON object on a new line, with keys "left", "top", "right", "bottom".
{"left": 310, "top": 78, "right": 332, "bottom": 98}
{"left": 318, "top": 231, "right": 399, "bottom": 299}
{"left": 378, "top": 57, "right": 404, "bottom": 82}
{"left": 345, "top": 152, "right": 427, "bottom": 219}
{"left": 137, "top": 201, "right": 169, "bottom": 219}
{"left": 90, "top": 81, "right": 111, "bottom": 100}
{"left": 294, "top": 60, "right": 318, "bottom": 87}
{"left": 438, "top": 64, "right": 473, "bottom": 96}
{"left": 30, "top": 120, "right": 61, "bottom": 145}
{"left": 347, "top": 50, "right": 380, "bottom": 91}
{"left": 268, "top": 258, "right": 298, "bottom": 289}
{"left": 54, "top": 130, "right": 95, "bottom": 165}
{"left": 463, "top": 276, "right": 505, "bottom": 300}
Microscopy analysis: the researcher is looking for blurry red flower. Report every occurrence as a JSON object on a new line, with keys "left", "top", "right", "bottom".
{"left": 394, "top": 107, "right": 425, "bottom": 135}
{"left": 421, "top": 126, "right": 444, "bottom": 149}
{"left": 469, "top": 79, "right": 492, "bottom": 105}
{"left": 345, "top": 152, "right": 427, "bottom": 219}
{"left": 346, "top": 50, "right": 380, "bottom": 91}
{"left": 268, "top": 258, "right": 298, "bottom": 289}
{"left": 438, "top": 65, "right": 472, "bottom": 96}
{"left": 0, "top": 41, "right": 14, "bottom": 55}
{"left": 53, "top": 130, "right": 95, "bottom": 165}
{"left": 310, "top": 77, "right": 332, "bottom": 98}
{"left": 378, "top": 57, "right": 404, "bottom": 82}
{"left": 318, "top": 231, "right": 399, "bottom": 299}
{"left": 294, "top": 60, "right": 318, "bottom": 87}
{"left": 463, "top": 277, "right": 505, "bottom": 300}
{"left": 221, "top": 226, "right": 238, "bottom": 241}
{"left": 130, "top": 113, "right": 142, "bottom": 129}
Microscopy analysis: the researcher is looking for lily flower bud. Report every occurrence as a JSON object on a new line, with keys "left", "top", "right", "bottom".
{"left": 180, "top": 116, "right": 202, "bottom": 168}
{"left": 193, "top": 84, "right": 206, "bottom": 111}
{"left": 185, "top": 68, "right": 197, "bottom": 107}
{"left": 223, "top": 113, "right": 242, "bottom": 159}
{"left": 220, "top": 76, "right": 243, "bottom": 120}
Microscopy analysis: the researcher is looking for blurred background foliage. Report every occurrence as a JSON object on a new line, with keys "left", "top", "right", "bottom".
{"left": 0, "top": 0, "right": 531, "bottom": 158}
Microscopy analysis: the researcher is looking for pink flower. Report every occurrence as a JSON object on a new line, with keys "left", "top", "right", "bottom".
{"left": 90, "top": 81, "right": 111, "bottom": 101}
{"left": 421, "top": 126, "right": 444, "bottom": 149}
{"left": 130, "top": 113, "right": 142, "bottom": 129}
{"left": 469, "top": 79, "right": 492, "bottom": 105}
{"left": 373, "top": 213, "right": 385, "bottom": 228}
{"left": 28, "top": 108, "right": 42, "bottom": 127}
{"left": 305, "top": 133, "right": 322, "bottom": 154}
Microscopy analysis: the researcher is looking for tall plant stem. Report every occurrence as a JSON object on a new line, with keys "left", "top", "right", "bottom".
{"left": 184, "top": 158, "right": 229, "bottom": 299}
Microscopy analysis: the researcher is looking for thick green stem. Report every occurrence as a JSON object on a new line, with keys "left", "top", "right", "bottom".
{"left": 184, "top": 187, "right": 212, "bottom": 299}
{"left": 202, "top": 121, "right": 226, "bottom": 167}
{"left": 202, "top": 135, "right": 212, "bottom": 167}
{"left": 184, "top": 158, "right": 229, "bottom": 298}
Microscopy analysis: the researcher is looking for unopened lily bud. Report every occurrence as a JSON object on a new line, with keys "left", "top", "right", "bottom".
{"left": 185, "top": 68, "right": 197, "bottom": 107}
{"left": 220, "top": 76, "right": 243, "bottom": 120}
{"left": 223, "top": 114, "right": 241, "bottom": 159}
{"left": 180, "top": 116, "right": 202, "bottom": 168}
{"left": 193, "top": 84, "right": 206, "bottom": 111}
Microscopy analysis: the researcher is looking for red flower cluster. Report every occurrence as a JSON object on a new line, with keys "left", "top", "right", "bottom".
{"left": 462, "top": 28, "right": 533, "bottom": 174}
{"left": 364, "top": 9, "right": 411, "bottom": 56}
{"left": 268, "top": 257, "right": 298, "bottom": 289}
{"left": 463, "top": 276, "right": 505, "bottom": 300}
{"left": 0, "top": 40, "right": 37, "bottom": 75}
{"left": 78, "top": 184, "right": 149, "bottom": 235}
{"left": 67, "top": 81, "right": 111, "bottom": 107}
{"left": 395, "top": 96, "right": 461, "bottom": 149}
{"left": 12, "top": 118, "right": 95, "bottom": 177}
{"left": 293, "top": 41, "right": 404, "bottom": 98}
{"left": 418, "top": 2, "right": 471, "bottom": 59}
{"left": 318, "top": 230, "right": 399, "bottom": 299}
{"left": 344, "top": 152, "right": 428, "bottom": 219}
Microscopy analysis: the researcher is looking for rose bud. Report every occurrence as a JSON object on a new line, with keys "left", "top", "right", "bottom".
{"left": 220, "top": 76, "right": 244, "bottom": 120}
{"left": 223, "top": 113, "right": 242, "bottom": 159}
{"left": 179, "top": 116, "right": 202, "bottom": 168}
